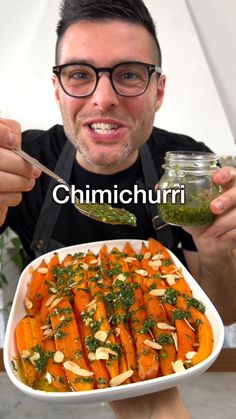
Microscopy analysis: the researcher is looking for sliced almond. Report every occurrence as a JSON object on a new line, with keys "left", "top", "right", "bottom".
{"left": 115, "top": 327, "right": 120, "bottom": 337}
{"left": 116, "top": 273, "right": 127, "bottom": 282}
{"left": 21, "top": 350, "right": 31, "bottom": 359}
{"left": 172, "top": 332, "right": 178, "bottom": 351}
{"left": 134, "top": 269, "right": 148, "bottom": 276}
{"left": 59, "top": 316, "right": 65, "bottom": 322}
{"left": 37, "top": 267, "right": 48, "bottom": 274}
{"left": 143, "top": 251, "right": 152, "bottom": 259}
{"left": 30, "top": 352, "right": 40, "bottom": 364}
{"left": 89, "top": 259, "right": 99, "bottom": 265}
{"left": 48, "top": 296, "right": 64, "bottom": 309}
{"left": 81, "top": 263, "right": 89, "bottom": 270}
{"left": 45, "top": 371, "right": 52, "bottom": 384}
{"left": 88, "top": 352, "right": 96, "bottom": 361}
{"left": 43, "top": 328, "right": 53, "bottom": 336}
{"left": 148, "top": 260, "right": 162, "bottom": 268}
{"left": 54, "top": 351, "right": 64, "bottom": 363}
{"left": 95, "top": 347, "right": 119, "bottom": 360}
{"left": 152, "top": 253, "right": 165, "bottom": 260}
{"left": 123, "top": 257, "right": 137, "bottom": 263}
{"left": 86, "top": 299, "right": 97, "bottom": 308}
{"left": 185, "top": 351, "right": 197, "bottom": 360}
{"left": 109, "top": 370, "right": 134, "bottom": 387}
{"left": 45, "top": 294, "right": 57, "bottom": 307}
{"left": 172, "top": 360, "right": 185, "bottom": 373}
{"left": 24, "top": 297, "right": 33, "bottom": 309}
{"left": 144, "top": 339, "right": 162, "bottom": 350}
{"left": 149, "top": 288, "right": 166, "bottom": 296}
{"left": 94, "top": 330, "right": 108, "bottom": 342}
{"left": 86, "top": 299, "right": 97, "bottom": 313}
{"left": 95, "top": 348, "right": 109, "bottom": 360}
{"left": 49, "top": 287, "right": 58, "bottom": 294}
{"left": 157, "top": 322, "right": 176, "bottom": 330}
{"left": 63, "top": 361, "right": 94, "bottom": 377}
{"left": 84, "top": 318, "right": 92, "bottom": 326}
{"left": 161, "top": 274, "right": 177, "bottom": 286}
{"left": 40, "top": 324, "right": 51, "bottom": 330}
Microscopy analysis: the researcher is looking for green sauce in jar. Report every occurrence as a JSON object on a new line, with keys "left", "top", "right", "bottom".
{"left": 157, "top": 151, "right": 221, "bottom": 227}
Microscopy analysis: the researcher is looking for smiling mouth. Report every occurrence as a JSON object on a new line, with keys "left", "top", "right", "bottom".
{"left": 89, "top": 122, "right": 119, "bottom": 134}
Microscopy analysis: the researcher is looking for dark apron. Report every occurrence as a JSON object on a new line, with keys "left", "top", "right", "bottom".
{"left": 31, "top": 141, "right": 174, "bottom": 257}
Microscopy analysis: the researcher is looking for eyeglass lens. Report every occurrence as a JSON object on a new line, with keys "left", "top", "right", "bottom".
{"left": 59, "top": 63, "right": 150, "bottom": 97}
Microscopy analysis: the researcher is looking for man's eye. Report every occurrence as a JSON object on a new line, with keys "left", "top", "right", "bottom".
{"left": 121, "top": 72, "right": 139, "bottom": 80}
{"left": 70, "top": 72, "right": 89, "bottom": 80}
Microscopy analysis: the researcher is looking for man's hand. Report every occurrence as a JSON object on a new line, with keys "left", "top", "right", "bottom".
{"left": 110, "top": 387, "right": 190, "bottom": 419}
{"left": 0, "top": 118, "right": 41, "bottom": 226}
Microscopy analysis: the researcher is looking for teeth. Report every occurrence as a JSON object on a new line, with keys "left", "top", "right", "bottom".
{"left": 90, "top": 122, "right": 118, "bottom": 134}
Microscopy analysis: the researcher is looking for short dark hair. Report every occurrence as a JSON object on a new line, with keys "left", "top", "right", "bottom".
{"left": 56, "top": 0, "right": 162, "bottom": 66}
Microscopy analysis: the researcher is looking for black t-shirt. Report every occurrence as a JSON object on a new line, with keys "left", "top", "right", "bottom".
{"left": 1, "top": 125, "right": 210, "bottom": 261}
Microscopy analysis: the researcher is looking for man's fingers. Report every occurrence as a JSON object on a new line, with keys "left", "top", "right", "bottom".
{"left": 0, "top": 206, "right": 8, "bottom": 226}
{"left": 211, "top": 186, "right": 236, "bottom": 214}
{"left": 0, "top": 148, "right": 41, "bottom": 178}
{"left": 0, "top": 171, "right": 36, "bottom": 193}
{"left": 0, "top": 118, "right": 21, "bottom": 149}
{"left": 212, "top": 166, "right": 236, "bottom": 190}
{"left": 0, "top": 192, "right": 23, "bottom": 208}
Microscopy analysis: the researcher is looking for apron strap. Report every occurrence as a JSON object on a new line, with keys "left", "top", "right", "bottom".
{"left": 139, "top": 143, "right": 174, "bottom": 248}
{"left": 31, "top": 141, "right": 76, "bottom": 256}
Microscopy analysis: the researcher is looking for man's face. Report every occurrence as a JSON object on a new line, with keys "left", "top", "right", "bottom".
{"left": 53, "top": 20, "right": 165, "bottom": 174}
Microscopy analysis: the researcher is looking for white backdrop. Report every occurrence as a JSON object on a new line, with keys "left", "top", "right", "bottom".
{"left": 0, "top": 0, "right": 235, "bottom": 155}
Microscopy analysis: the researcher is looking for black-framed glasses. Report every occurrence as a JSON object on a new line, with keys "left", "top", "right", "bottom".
{"left": 52, "top": 61, "right": 162, "bottom": 98}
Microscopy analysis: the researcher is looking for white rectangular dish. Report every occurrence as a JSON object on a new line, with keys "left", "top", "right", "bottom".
{"left": 4, "top": 239, "right": 224, "bottom": 403}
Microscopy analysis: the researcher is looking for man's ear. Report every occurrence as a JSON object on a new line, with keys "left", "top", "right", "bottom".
{"left": 52, "top": 75, "right": 60, "bottom": 106}
{"left": 155, "top": 74, "right": 166, "bottom": 112}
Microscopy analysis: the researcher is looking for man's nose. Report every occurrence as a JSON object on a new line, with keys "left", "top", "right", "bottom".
{"left": 91, "top": 73, "right": 119, "bottom": 110}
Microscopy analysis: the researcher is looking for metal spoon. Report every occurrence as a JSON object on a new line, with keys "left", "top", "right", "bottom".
{"left": 12, "top": 148, "right": 137, "bottom": 226}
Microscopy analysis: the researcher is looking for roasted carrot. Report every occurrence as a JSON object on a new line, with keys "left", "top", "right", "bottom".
{"left": 25, "top": 260, "right": 49, "bottom": 316}
{"left": 143, "top": 292, "right": 176, "bottom": 376}
{"left": 129, "top": 287, "right": 159, "bottom": 380}
{"left": 189, "top": 306, "right": 214, "bottom": 366}
{"left": 84, "top": 251, "right": 120, "bottom": 379}
{"left": 74, "top": 289, "right": 110, "bottom": 388}
{"left": 175, "top": 318, "right": 196, "bottom": 361}
{"left": 48, "top": 296, "right": 94, "bottom": 391}
{"left": 148, "top": 237, "right": 166, "bottom": 255}
{"left": 43, "top": 338, "right": 69, "bottom": 391}
{"left": 108, "top": 248, "right": 140, "bottom": 381}
{"left": 15, "top": 316, "right": 44, "bottom": 387}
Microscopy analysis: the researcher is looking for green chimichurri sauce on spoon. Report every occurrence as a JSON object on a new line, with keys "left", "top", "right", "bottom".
{"left": 12, "top": 148, "right": 137, "bottom": 227}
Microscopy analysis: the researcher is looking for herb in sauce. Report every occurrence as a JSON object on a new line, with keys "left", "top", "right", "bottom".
{"left": 75, "top": 202, "right": 137, "bottom": 226}
{"left": 185, "top": 296, "right": 205, "bottom": 313}
{"left": 164, "top": 288, "right": 178, "bottom": 305}
{"left": 157, "top": 333, "right": 174, "bottom": 346}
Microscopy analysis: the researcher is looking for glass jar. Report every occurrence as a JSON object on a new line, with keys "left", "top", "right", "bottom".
{"left": 157, "top": 151, "right": 221, "bottom": 227}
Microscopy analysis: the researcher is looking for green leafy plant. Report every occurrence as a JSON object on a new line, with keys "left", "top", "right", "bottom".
{"left": 0, "top": 228, "right": 24, "bottom": 289}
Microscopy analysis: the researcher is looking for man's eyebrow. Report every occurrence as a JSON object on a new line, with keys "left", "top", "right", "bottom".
{"left": 59, "top": 58, "right": 93, "bottom": 65}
